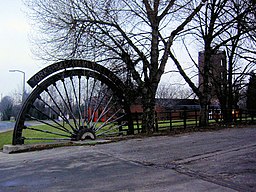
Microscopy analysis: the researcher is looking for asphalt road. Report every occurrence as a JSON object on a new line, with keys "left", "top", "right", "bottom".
{"left": 0, "top": 127, "right": 255, "bottom": 192}
{"left": 0, "top": 121, "right": 49, "bottom": 133}
{"left": 0, "top": 121, "right": 15, "bottom": 133}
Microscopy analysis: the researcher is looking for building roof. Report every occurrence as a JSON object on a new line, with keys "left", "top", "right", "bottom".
{"left": 156, "top": 98, "right": 200, "bottom": 110}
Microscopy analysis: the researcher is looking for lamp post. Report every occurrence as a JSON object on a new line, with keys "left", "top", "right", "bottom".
{"left": 9, "top": 70, "right": 26, "bottom": 103}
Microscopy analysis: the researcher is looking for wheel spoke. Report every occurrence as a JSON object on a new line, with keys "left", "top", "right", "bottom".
{"left": 41, "top": 86, "right": 76, "bottom": 131}
{"left": 25, "top": 127, "right": 71, "bottom": 138}
{"left": 62, "top": 78, "right": 79, "bottom": 130}
{"left": 91, "top": 96, "right": 114, "bottom": 130}
{"left": 70, "top": 76, "right": 83, "bottom": 127}
{"left": 96, "top": 122, "right": 126, "bottom": 136}
{"left": 87, "top": 87, "right": 110, "bottom": 127}
{"left": 52, "top": 83, "right": 76, "bottom": 129}
{"left": 94, "top": 109, "right": 125, "bottom": 132}
{"left": 87, "top": 78, "right": 97, "bottom": 123}
{"left": 36, "top": 94, "right": 74, "bottom": 134}
{"left": 26, "top": 113, "right": 72, "bottom": 135}
{"left": 24, "top": 138, "right": 71, "bottom": 141}
{"left": 78, "top": 76, "right": 82, "bottom": 127}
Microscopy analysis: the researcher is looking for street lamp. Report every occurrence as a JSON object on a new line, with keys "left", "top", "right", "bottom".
{"left": 9, "top": 69, "right": 26, "bottom": 103}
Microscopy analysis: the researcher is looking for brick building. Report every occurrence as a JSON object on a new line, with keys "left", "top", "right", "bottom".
{"left": 198, "top": 50, "right": 227, "bottom": 103}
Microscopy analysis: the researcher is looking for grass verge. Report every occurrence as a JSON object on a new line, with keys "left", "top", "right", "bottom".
{"left": 0, "top": 130, "right": 13, "bottom": 150}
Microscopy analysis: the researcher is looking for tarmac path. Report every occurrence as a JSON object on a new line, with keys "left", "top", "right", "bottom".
{"left": 0, "top": 121, "right": 52, "bottom": 133}
{"left": 0, "top": 127, "right": 255, "bottom": 191}
{"left": 0, "top": 121, "right": 15, "bottom": 133}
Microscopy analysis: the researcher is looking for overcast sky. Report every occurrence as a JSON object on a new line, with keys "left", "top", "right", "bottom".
{"left": 0, "top": 0, "right": 43, "bottom": 99}
{"left": 0, "top": 0, "right": 198, "bottom": 101}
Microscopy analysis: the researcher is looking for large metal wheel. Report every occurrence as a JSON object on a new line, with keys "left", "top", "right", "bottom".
{"left": 13, "top": 60, "right": 132, "bottom": 145}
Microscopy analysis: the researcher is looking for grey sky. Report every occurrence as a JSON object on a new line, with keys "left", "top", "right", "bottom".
{"left": 0, "top": 0, "right": 42, "bottom": 99}
{"left": 0, "top": 0, "right": 196, "bottom": 101}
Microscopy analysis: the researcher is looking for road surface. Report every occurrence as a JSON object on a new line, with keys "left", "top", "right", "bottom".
{"left": 0, "top": 127, "right": 255, "bottom": 191}
{"left": 0, "top": 121, "right": 15, "bottom": 133}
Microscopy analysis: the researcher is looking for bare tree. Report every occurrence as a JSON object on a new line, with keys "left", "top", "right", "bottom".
{"left": 246, "top": 72, "right": 256, "bottom": 117}
{"left": 0, "top": 96, "right": 14, "bottom": 121}
{"left": 156, "top": 83, "right": 194, "bottom": 99}
{"left": 25, "top": 0, "right": 206, "bottom": 133}
{"left": 169, "top": 0, "right": 256, "bottom": 126}
{"left": 218, "top": 0, "right": 256, "bottom": 122}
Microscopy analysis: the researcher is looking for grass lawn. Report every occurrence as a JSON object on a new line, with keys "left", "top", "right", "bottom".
{"left": 0, "top": 122, "right": 123, "bottom": 150}
{"left": 0, "top": 130, "right": 13, "bottom": 150}
{"left": 0, "top": 124, "right": 70, "bottom": 150}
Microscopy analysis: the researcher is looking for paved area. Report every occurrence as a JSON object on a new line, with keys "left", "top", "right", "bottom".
{"left": 0, "top": 127, "right": 255, "bottom": 192}
{"left": 0, "top": 120, "right": 52, "bottom": 133}
{"left": 0, "top": 121, "right": 15, "bottom": 133}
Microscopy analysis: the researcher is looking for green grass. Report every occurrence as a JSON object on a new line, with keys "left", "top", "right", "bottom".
{"left": 0, "top": 130, "right": 13, "bottom": 150}
{"left": 0, "top": 124, "right": 70, "bottom": 149}
{"left": 0, "top": 122, "right": 123, "bottom": 149}
{"left": 2, "top": 117, "right": 250, "bottom": 150}
{"left": 22, "top": 124, "right": 71, "bottom": 144}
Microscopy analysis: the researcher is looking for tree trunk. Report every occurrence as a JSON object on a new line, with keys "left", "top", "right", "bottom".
{"left": 141, "top": 87, "right": 156, "bottom": 134}
{"left": 199, "top": 49, "right": 211, "bottom": 127}
{"left": 199, "top": 100, "right": 209, "bottom": 127}
{"left": 226, "top": 55, "right": 234, "bottom": 124}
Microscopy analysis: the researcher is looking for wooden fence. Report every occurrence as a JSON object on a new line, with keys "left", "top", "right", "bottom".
{"left": 120, "top": 109, "right": 256, "bottom": 134}
{"left": 130, "top": 110, "right": 199, "bottom": 133}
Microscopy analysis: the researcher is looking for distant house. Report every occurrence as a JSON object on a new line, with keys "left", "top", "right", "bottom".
{"left": 156, "top": 98, "right": 200, "bottom": 110}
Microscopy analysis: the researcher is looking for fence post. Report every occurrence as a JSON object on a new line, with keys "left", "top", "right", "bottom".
{"left": 155, "top": 111, "right": 159, "bottom": 132}
{"left": 234, "top": 109, "right": 237, "bottom": 123}
{"left": 239, "top": 109, "right": 242, "bottom": 123}
{"left": 183, "top": 109, "right": 187, "bottom": 129}
{"left": 135, "top": 112, "right": 140, "bottom": 133}
{"left": 170, "top": 111, "right": 172, "bottom": 131}
{"left": 126, "top": 112, "right": 134, "bottom": 135}
{"left": 246, "top": 110, "right": 249, "bottom": 123}
{"left": 195, "top": 110, "right": 198, "bottom": 127}
{"left": 118, "top": 119, "right": 123, "bottom": 136}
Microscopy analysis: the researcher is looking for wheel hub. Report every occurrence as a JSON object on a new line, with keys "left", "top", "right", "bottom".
{"left": 73, "top": 127, "right": 96, "bottom": 141}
